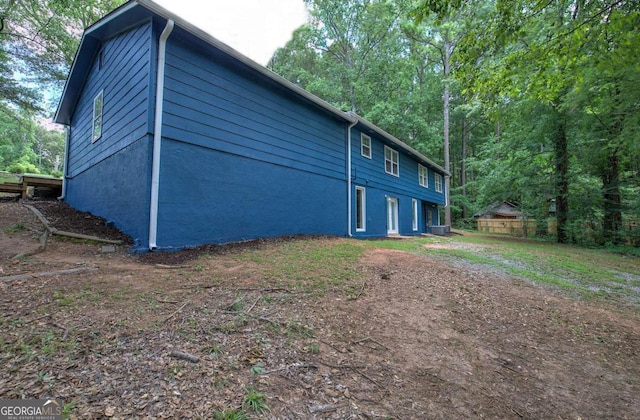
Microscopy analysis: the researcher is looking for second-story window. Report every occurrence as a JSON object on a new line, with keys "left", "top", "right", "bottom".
{"left": 384, "top": 146, "right": 399, "bottom": 176}
{"left": 361, "top": 134, "right": 371, "bottom": 158}
{"left": 435, "top": 173, "right": 443, "bottom": 192}
{"left": 418, "top": 164, "right": 428, "bottom": 187}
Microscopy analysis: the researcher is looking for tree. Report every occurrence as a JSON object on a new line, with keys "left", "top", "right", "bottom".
{"left": 0, "top": 103, "right": 64, "bottom": 175}
{"left": 404, "top": 15, "right": 468, "bottom": 227}
{"left": 0, "top": 0, "right": 120, "bottom": 176}
{"left": 1, "top": 0, "right": 124, "bottom": 111}
{"left": 286, "top": 0, "right": 404, "bottom": 113}
{"left": 565, "top": 4, "right": 640, "bottom": 243}
{"left": 270, "top": 0, "right": 448, "bottom": 164}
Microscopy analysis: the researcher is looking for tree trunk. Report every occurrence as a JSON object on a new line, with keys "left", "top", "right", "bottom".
{"left": 461, "top": 117, "right": 467, "bottom": 220}
{"left": 443, "top": 39, "right": 452, "bottom": 227}
{"left": 602, "top": 84, "right": 624, "bottom": 244}
{"left": 553, "top": 110, "right": 569, "bottom": 244}
{"left": 602, "top": 153, "right": 622, "bottom": 244}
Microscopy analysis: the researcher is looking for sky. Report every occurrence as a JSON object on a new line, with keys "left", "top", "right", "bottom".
{"left": 154, "top": 0, "right": 309, "bottom": 64}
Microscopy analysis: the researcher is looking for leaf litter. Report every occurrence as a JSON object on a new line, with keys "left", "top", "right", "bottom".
{"left": 1, "top": 200, "right": 639, "bottom": 419}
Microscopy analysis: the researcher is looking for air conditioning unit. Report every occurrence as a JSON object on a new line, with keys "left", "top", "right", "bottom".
{"left": 431, "top": 225, "right": 450, "bottom": 236}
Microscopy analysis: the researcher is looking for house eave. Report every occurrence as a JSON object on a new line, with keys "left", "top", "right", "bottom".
{"left": 347, "top": 112, "right": 449, "bottom": 176}
{"left": 54, "top": 1, "right": 151, "bottom": 125}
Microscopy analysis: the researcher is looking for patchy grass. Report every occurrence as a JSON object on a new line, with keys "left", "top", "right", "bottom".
{"left": 1, "top": 232, "right": 639, "bottom": 418}
{"left": 414, "top": 233, "right": 640, "bottom": 305}
{"left": 242, "top": 387, "right": 270, "bottom": 415}
{"left": 3, "top": 222, "right": 26, "bottom": 234}
{"left": 235, "top": 235, "right": 639, "bottom": 306}
{"left": 236, "top": 238, "right": 366, "bottom": 294}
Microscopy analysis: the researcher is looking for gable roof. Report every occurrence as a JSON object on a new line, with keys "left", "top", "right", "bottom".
{"left": 55, "top": 0, "right": 448, "bottom": 176}
{"left": 473, "top": 201, "right": 523, "bottom": 218}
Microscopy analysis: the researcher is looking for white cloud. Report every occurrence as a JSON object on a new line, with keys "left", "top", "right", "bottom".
{"left": 154, "top": 0, "right": 308, "bottom": 64}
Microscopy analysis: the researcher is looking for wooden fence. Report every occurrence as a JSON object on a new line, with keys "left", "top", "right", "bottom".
{"left": 477, "top": 218, "right": 639, "bottom": 243}
{"left": 476, "top": 218, "right": 537, "bottom": 237}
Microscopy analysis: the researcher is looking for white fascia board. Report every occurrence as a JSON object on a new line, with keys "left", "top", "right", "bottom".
{"left": 136, "top": 0, "right": 350, "bottom": 123}
{"left": 84, "top": 1, "right": 140, "bottom": 35}
{"left": 54, "top": 1, "right": 141, "bottom": 124}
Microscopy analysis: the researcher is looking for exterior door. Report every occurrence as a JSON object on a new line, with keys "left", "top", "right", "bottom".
{"left": 387, "top": 197, "right": 399, "bottom": 234}
{"left": 424, "top": 202, "right": 432, "bottom": 233}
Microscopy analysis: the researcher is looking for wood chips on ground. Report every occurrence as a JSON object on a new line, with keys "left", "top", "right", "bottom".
{"left": 1, "top": 199, "right": 639, "bottom": 419}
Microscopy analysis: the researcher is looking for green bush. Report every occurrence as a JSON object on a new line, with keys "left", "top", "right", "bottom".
{"left": 7, "top": 162, "right": 40, "bottom": 175}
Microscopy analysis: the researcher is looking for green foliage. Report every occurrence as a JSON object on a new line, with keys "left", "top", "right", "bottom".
{"left": 213, "top": 409, "right": 246, "bottom": 420}
{"left": 7, "top": 160, "right": 39, "bottom": 174}
{"left": 410, "top": 0, "right": 466, "bottom": 23}
{"left": 249, "top": 363, "right": 265, "bottom": 375}
{"left": 0, "top": 0, "right": 119, "bottom": 176}
{"left": 242, "top": 387, "right": 270, "bottom": 415}
{"left": 269, "top": 0, "right": 448, "bottom": 164}
{"left": 1, "top": 0, "right": 126, "bottom": 102}
{"left": 446, "top": 0, "right": 640, "bottom": 244}
{"left": 0, "top": 103, "right": 65, "bottom": 175}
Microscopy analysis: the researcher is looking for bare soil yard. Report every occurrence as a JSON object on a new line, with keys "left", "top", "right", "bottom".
{"left": 1, "top": 199, "right": 639, "bottom": 419}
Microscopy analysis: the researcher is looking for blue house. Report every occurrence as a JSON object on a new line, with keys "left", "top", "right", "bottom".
{"left": 54, "top": 0, "right": 448, "bottom": 252}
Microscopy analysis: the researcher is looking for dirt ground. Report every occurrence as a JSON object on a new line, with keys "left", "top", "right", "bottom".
{"left": 1, "top": 198, "right": 639, "bottom": 419}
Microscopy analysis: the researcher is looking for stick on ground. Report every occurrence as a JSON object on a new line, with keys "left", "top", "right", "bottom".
{"left": 169, "top": 350, "right": 199, "bottom": 363}
{"left": 163, "top": 301, "right": 189, "bottom": 323}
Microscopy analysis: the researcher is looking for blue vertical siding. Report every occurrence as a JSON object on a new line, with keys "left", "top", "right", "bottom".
{"left": 149, "top": 33, "right": 348, "bottom": 249}
{"left": 350, "top": 127, "right": 446, "bottom": 236}
{"left": 65, "top": 21, "right": 154, "bottom": 249}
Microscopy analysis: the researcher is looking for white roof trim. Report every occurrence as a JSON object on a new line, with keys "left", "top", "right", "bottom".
{"left": 85, "top": 1, "right": 139, "bottom": 35}
{"left": 136, "top": 0, "right": 349, "bottom": 122}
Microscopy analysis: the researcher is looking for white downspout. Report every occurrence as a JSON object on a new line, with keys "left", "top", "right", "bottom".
{"left": 58, "top": 126, "right": 70, "bottom": 200}
{"left": 444, "top": 175, "right": 449, "bottom": 228}
{"left": 346, "top": 113, "right": 358, "bottom": 237}
{"left": 149, "top": 19, "right": 174, "bottom": 251}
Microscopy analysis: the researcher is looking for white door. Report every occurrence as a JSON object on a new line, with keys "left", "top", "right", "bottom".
{"left": 387, "top": 197, "right": 399, "bottom": 234}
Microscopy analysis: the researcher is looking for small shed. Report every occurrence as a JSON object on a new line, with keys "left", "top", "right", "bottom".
{"left": 474, "top": 202, "right": 535, "bottom": 237}
{"left": 473, "top": 202, "right": 523, "bottom": 220}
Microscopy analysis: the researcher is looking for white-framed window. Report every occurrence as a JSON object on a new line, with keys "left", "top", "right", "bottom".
{"left": 384, "top": 146, "right": 399, "bottom": 176}
{"left": 418, "top": 164, "right": 428, "bottom": 188}
{"left": 92, "top": 90, "right": 104, "bottom": 142}
{"left": 435, "top": 173, "right": 443, "bottom": 192}
{"left": 412, "top": 199, "right": 418, "bottom": 231}
{"left": 355, "top": 186, "right": 366, "bottom": 232}
{"left": 361, "top": 134, "right": 371, "bottom": 159}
